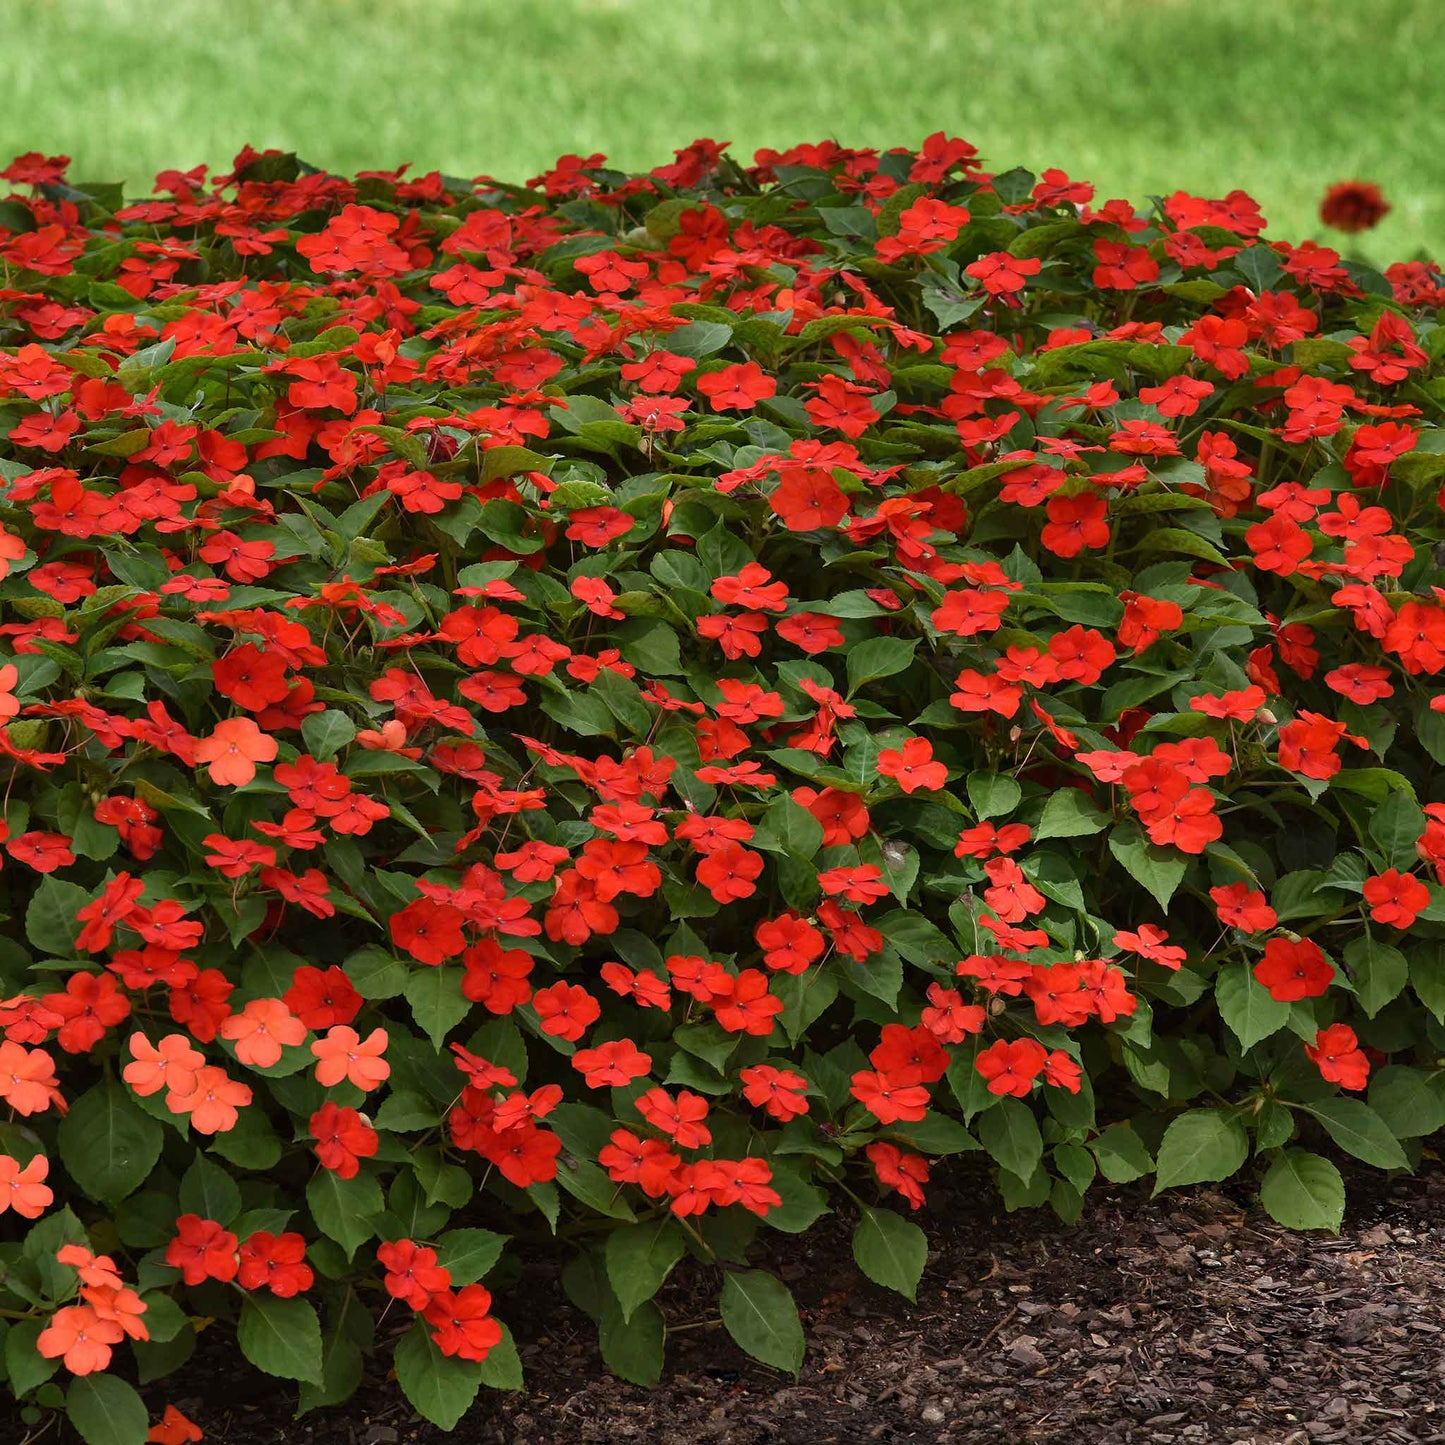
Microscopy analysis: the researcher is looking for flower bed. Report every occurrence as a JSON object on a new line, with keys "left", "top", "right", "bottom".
{"left": 0, "top": 137, "right": 1442, "bottom": 1441}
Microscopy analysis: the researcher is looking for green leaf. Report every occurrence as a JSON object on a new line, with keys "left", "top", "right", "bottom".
{"left": 296, "top": 1297, "right": 369, "bottom": 1415}
{"left": 178, "top": 1150, "right": 242, "bottom": 1227}
{"left": 976, "top": 1096, "right": 1043, "bottom": 1182}
{"left": 1152, "top": 1109, "right": 1248, "bottom": 1192}
{"left": 719, "top": 1270, "right": 804, "bottom": 1375}
{"left": 1108, "top": 822, "right": 1187, "bottom": 911}
{"left": 1368, "top": 1066, "right": 1445, "bottom": 1139}
{"left": 599, "top": 1297, "right": 666, "bottom": 1386}
{"left": 851, "top": 1205, "right": 927, "bottom": 1301}
{"left": 434, "top": 1228, "right": 508, "bottom": 1285}
{"left": 344, "top": 945, "right": 409, "bottom": 1000}
{"left": 5, "top": 1318, "right": 58, "bottom": 1397}
{"left": 24, "top": 875, "right": 90, "bottom": 955}
{"left": 301, "top": 709, "right": 356, "bottom": 761}
{"left": 606, "top": 1217, "right": 688, "bottom": 1323}
{"left": 1089, "top": 1124, "right": 1154, "bottom": 1183}
{"left": 57, "top": 1077, "right": 163, "bottom": 1205}
{"left": 1345, "top": 936, "right": 1408, "bottom": 1018}
{"left": 754, "top": 793, "right": 825, "bottom": 860}
{"left": 1259, "top": 1149, "right": 1344, "bottom": 1233}
{"left": 1215, "top": 959, "right": 1289, "bottom": 1051}
{"left": 846, "top": 637, "right": 918, "bottom": 695}
{"left": 1034, "top": 788, "right": 1108, "bottom": 840}
{"left": 393, "top": 1321, "right": 482, "bottom": 1429}
{"left": 405, "top": 966, "right": 471, "bottom": 1048}
{"left": 1304, "top": 1097, "right": 1410, "bottom": 1171}
{"left": 66, "top": 1374, "right": 149, "bottom": 1445}
{"left": 307, "top": 1169, "right": 384, "bottom": 1259}
{"left": 966, "top": 770, "right": 1021, "bottom": 820}
{"left": 238, "top": 1294, "right": 324, "bottom": 1384}
{"left": 1410, "top": 941, "right": 1445, "bottom": 1022}
{"left": 478, "top": 1321, "right": 524, "bottom": 1391}
{"left": 1368, "top": 790, "right": 1428, "bottom": 870}
{"left": 554, "top": 1155, "right": 637, "bottom": 1221}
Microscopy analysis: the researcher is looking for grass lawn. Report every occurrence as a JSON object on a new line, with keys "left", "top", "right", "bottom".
{"left": 1, "top": 0, "right": 1440, "bottom": 261}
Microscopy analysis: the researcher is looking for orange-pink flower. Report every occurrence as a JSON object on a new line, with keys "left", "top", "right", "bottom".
{"left": 37, "top": 1303, "right": 124, "bottom": 1375}
{"left": 194, "top": 716, "right": 279, "bottom": 787}
{"left": 166, "top": 1064, "right": 252, "bottom": 1134}
{"left": 0, "top": 1152, "right": 53, "bottom": 1219}
{"left": 0, "top": 1040, "right": 64, "bottom": 1116}
{"left": 311, "top": 1025, "right": 391, "bottom": 1092}
{"left": 123, "top": 1031, "right": 205, "bottom": 1098}
{"left": 219, "top": 997, "right": 307, "bottom": 1068}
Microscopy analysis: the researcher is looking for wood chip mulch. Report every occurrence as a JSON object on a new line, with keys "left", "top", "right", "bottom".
{"left": 12, "top": 1158, "right": 1445, "bottom": 1445}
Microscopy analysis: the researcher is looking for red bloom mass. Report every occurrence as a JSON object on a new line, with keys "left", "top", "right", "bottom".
{"left": 1319, "top": 180, "right": 1390, "bottom": 234}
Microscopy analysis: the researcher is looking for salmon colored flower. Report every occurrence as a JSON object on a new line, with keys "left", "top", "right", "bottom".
{"left": 219, "top": 997, "right": 307, "bottom": 1068}
{"left": 0, "top": 1151, "right": 53, "bottom": 1218}
{"left": 0, "top": 1041, "right": 64, "bottom": 1115}
{"left": 311, "top": 1025, "right": 391, "bottom": 1091}
{"left": 166, "top": 1065, "right": 252, "bottom": 1133}
{"left": 37, "top": 1304, "right": 124, "bottom": 1375}
{"left": 194, "top": 716, "right": 279, "bottom": 787}
{"left": 124, "top": 1031, "right": 205, "bottom": 1098}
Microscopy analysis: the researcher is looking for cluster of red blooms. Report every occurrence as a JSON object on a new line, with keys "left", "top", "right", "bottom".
{"left": 377, "top": 1239, "right": 502, "bottom": 1363}
{"left": 165, "top": 1214, "right": 314, "bottom": 1297}
{"left": 0, "top": 138, "right": 1440, "bottom": 1412}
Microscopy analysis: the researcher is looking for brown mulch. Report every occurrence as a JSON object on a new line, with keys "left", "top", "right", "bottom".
{"left": 10, "top": 1159, "right": 1445, "bottom": 1445}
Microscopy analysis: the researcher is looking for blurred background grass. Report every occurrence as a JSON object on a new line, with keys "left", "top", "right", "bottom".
{"left": 1, "top": 0, "right": 1439, "bottom": 260}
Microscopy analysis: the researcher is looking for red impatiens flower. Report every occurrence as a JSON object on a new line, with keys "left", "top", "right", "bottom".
{"left": 1362, "top": 868, "right": 1430, "bottom": 929}
{"left": 1209, "top": 883, "right": 1279, "bottom": 934}
{"left": 876, "top": 736, "right": 948, "bottom": 793}
{"left": 695, "top": 361, "right": 776, "bottom": 412}
{"left": 1041, "top": 492, "right": 1110, "bottom": 558}
{"left": 695, "top": 842, "right": 764, "bottom": 903}
{"left": 974, "top": 1038, "right": 1049, "bottom": 1097}
{"left": 1305, "top": 1024, "right": 1370, "bottom": 1090}
{"left": 310, "top": 1101, "right": 379, "bottom": 1179}
{"left": 1320, "top": 180, "right": 1390, "bottom": 234}
{"left": 738, "top": 1063, "right": 811, "bottom": 1122}
{"left": 1253, "top": 937, "right": 1335, "bottom": 1002}
{"left": 237, "top": 1232, "right": 313, "bottom": 1297}
{"left": 378, "top": 1239, "right": 453, "bottom": 1311}
{"left": 424, "top": 1284, "right": 503, "bottom": 1362}
{"left": 866, "top": 1141, "right": 930, "bottom": 1210}
{"left": 165, "top": 1216, "right": 239, "bottom": 1286}
{"left": 572, "top": 1038, "right": 652, "bottom": 1089}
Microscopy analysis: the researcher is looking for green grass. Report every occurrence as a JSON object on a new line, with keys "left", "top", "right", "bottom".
{"left": 1, "top": 0, "right": 1441, "bottom": 260}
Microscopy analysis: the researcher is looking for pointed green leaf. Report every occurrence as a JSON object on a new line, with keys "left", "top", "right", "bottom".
{"left": 66, "top": 1374, "right": 148, "bottom": 1445}
{"left": 719, "top": 1269, "right": 804, "bottom": 1374}
{"left": 606, "top": 1217, "right": 688, "bottom": 1323}
{"left": 393, "top": 1321, "right": 482, "bottom": 1429}
{"left": 851, "top": 1205, "right": 927, "bottom": 1301}
{"left": 238, "top": 1294, "right": 323, "bottom": 1384}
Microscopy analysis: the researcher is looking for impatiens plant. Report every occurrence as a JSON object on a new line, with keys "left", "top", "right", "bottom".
{"left": 0, "top": 134, "right": 1443, "bottom": 1439}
